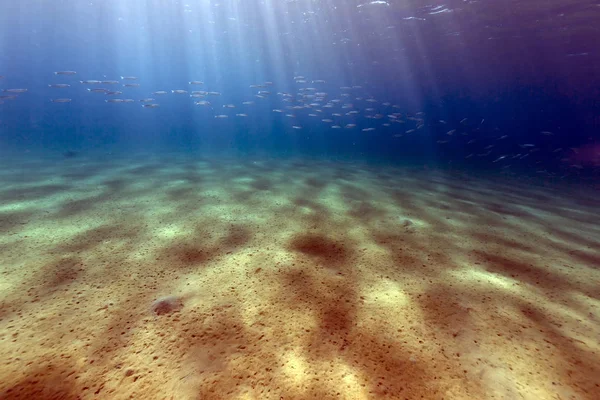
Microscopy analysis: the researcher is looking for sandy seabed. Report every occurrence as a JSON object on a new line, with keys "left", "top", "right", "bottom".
{"left": 0, "top": 153, "right": 598, "bottom": 400}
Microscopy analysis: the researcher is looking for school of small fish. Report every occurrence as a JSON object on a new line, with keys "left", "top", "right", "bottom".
{"left": 0, "top": 70, "right": 597, "bottom": 177}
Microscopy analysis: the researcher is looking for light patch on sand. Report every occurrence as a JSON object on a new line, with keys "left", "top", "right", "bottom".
{"left": 363, "top": 279, "right": 410, "bottom": 307}
{"left": 280, "top": 350, "right": 311, "bottom": 385}
{"left": 459, "top": 267, "right": 524, "bottom": 291}
{"left": 154, "top": 224, "right": 186, "bottom": 239}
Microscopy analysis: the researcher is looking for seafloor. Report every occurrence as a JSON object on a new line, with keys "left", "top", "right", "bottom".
{"left": 0, "top": 152, "right": 598, "bottom": 400}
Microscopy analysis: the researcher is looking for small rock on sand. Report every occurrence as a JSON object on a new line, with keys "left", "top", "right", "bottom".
{"left": 401, "top": 219, "right": 413, "bottom": 228}
{"left": 151, "top": 296, "right": 184, "bottom": 316}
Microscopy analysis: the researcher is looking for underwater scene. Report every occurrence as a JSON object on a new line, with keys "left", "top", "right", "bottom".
{"left": 0, "top": 0, "right": 599, "bottom": 399}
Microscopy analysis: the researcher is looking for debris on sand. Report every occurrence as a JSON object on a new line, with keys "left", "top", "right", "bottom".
{"left": 150, "top": 296, "right": 184, "bottom": 316}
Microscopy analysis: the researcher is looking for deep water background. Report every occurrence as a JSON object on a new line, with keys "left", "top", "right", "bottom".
{"left": 1, "top": 0, "right": 599, "bottom": 176}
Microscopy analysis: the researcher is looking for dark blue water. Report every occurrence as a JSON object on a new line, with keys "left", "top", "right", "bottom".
{"left": 1, "top": 0, "right": 599, "bottom": 179}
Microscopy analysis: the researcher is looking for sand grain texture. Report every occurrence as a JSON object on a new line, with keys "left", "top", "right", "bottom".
{"left": 0, "top": 154, "right": 598, "bottom": 399}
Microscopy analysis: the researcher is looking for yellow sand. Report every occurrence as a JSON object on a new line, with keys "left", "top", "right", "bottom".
{"left": 0, "top": 154, "right": 598, "bottom": 399}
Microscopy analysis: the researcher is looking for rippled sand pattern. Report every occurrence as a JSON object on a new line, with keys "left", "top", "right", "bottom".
{"left": 0, "top": 153, "right": 598, "bottom": 399}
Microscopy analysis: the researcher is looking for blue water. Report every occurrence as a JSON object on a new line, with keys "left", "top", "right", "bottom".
{"left": 1, "top": 0, "right": 599, "bottom": 179}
